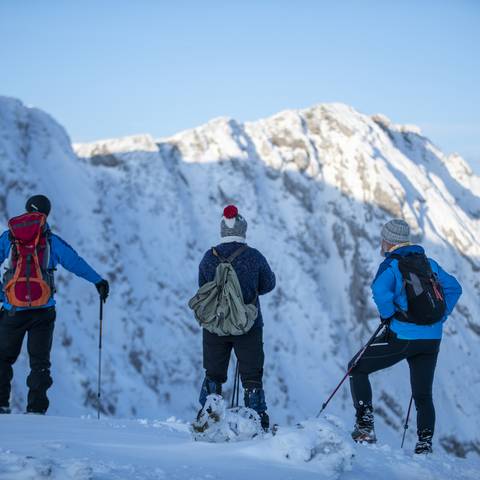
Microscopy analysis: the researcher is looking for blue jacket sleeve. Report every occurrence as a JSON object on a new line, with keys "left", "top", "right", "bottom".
{"left": 432, "top": 261, "right": 462, "bottom": 317}
{"left": 0, "top": 231, "right": 10, "bottom": 266}
{"left": 371, "top": 266, "right": 396, "bottom": 318}
{"left": 258, "top": 253, "right": 276, "bottom": 295}
{"left": 0, "top": 231, "right": 10, "bottom": 303}
{"left": 51, "top": 234, "right": 103, "bottom": 284}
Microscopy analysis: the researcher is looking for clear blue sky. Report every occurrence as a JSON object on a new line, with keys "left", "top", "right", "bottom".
{"left": 1, "top": 0, "right": 479, "bottom": 168}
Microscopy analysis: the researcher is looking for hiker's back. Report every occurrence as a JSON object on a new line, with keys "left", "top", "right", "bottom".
{"left": 372, "top": 243, "right": 462, "bottom": 340}
{"left": 198, "top": 242, "right": 275, "bottom": 329}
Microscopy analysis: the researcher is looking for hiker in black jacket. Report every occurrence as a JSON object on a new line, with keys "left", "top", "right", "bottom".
{"left": 195, "top": 205, "right": 276, "bottom": 430}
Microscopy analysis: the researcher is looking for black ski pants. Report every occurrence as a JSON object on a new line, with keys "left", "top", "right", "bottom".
{"left": 349, "top": 329, "right": 440, "bottom": 434}
{"left": 203, "top": 326, "right": 264, "bottom": 389}
{"left": 0, "top": 307, "right": 56, "bottom": 413}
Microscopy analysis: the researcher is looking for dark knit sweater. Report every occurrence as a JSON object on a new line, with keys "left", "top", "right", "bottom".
{"left": 198, "top": 242, "right": 276, "bottom": 328}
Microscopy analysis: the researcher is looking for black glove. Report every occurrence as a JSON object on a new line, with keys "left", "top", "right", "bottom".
{"left": 380, "top": 314, "right": 395, "bottom": 325}
{"left": 96, "top": 279, "right": 110, "bottom": 302}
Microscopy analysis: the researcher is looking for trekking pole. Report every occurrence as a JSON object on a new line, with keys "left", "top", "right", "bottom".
{"left": 401, "top": 395, "right": 414, "bottom": 448}
{"left": 231, "top": 360, "right": 240, "bottom": 408}
{"left": 316, "top": 322, "right": 385, "bottom": 418}
{"left": 97, "top": 296, "right": 104, "bottom": 420}
{"left": 235, "top": 362, "right": 240, "bottom": 407}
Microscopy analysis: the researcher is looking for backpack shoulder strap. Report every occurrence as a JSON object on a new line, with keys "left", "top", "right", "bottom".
{"left": 373, "top": 255, "right": 395, "bottom": 282}
{"left": 226, "top": 244, "right": 248, "bottom": 263}
{"left": 212, "top": 245, "right": 248, "bottom": 264}
{"left": 212, "top": 248, "right": 228, "bottom": 263}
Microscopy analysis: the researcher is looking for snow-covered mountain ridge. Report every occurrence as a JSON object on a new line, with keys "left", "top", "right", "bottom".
{"left": 0, "top": 96, "right": 479, "bottom": 458}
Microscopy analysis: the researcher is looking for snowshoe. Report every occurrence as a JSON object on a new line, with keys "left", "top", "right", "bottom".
{"left": 415, "top": 429, "right": 433, "bottom": 454}
{"left": 351, "top": 406, "right": 377, "bottom": 444}
{"left": 228, "top": 406, "right": 263, "bottom": 438}
{"left": 192, "top": 394, "right": 223, "bottom": 434}
{"left": 191, "top": 394, "right": 264, "bottom": 442}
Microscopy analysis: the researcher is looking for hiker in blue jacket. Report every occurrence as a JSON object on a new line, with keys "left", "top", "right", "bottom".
{"left": 349, "top": 219, "right": 462, "bottom": 454}
{"left": 0, "top": 195, "right": 109, "bottom": 414}
{"left": 195, "top": 205, "right": 276, "bottom": 431}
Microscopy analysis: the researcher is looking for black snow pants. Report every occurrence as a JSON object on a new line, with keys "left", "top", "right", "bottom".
{"left": 203, "top": 326, "right": 264, "bottom": 389}
{"left": 349, "top": 329, "right": 440, "bottom": 434}
{"left": 0, "top": 307, "right": 56, "bottom": 413}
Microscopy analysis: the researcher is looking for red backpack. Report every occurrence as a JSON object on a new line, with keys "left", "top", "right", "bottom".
{"left": 3, "top": 212, "right": 54, "bottom": 308}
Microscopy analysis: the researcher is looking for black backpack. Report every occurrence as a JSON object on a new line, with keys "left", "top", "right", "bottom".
{"left": 391, "top": 253, "right": 446, "bottom": 325}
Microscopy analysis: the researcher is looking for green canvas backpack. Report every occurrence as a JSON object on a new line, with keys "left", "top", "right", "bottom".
{"left": 188, "top": 245, "right": 258, "bottom": 336}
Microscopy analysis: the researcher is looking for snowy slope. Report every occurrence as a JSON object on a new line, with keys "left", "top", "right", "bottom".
{"left": 0, "top": 96, "right": 479, "bottom": 458}
{"left": 0, "top": 414, "right": 479, "bottom": 480}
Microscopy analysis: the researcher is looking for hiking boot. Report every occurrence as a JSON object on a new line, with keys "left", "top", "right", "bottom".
{"left": 25, "top": 408, "right": 46, "bottom": 415}
{"left": 0, "top": 406, "right": 11, "bottom": 414}
{"left": 415, "top": 428, "right": 433, "bottom": 454}
{"left": 259, "top": 411, "right": 269, "bottom": 432}
{"left": 244, "top": 388, "right": 269, "bottom": 431}
{"left": 351, "top": 405, "right": 377, "bottom": 444}
{"left": 244, "top": 388, "right": 267, "bottom": 412}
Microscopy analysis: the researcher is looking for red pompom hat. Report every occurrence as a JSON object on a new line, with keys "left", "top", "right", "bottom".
{"left": 220, "top": 205, "right": 248, "bottom": 243}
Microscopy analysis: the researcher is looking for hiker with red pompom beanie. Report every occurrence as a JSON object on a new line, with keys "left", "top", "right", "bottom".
{"left": 189, "top": 205, "right": 276, "bottom": 431}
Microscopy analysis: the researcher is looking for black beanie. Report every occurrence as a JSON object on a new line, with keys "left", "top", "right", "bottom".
{"left": 25, "top": 195, "right": 51, "bottom": 216}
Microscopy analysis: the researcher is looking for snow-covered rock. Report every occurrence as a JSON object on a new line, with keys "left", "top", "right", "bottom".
{"left": 0, "top": 96, "right": 479, "bottom": 458}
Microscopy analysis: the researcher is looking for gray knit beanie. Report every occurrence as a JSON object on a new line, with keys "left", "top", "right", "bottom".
{"left": 220, "top": 205, "right": 247, "bottom": 242}
{"left": 381, "top": 219, "right": 410, "bottom": 244}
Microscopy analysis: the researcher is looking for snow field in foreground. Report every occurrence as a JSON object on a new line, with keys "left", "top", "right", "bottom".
{"left": 0, "top": 414, "right": 479, "bottom": 480}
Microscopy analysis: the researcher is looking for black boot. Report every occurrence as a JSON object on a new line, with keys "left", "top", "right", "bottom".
{"left": 244, "top": 388, "right": 269, "bottom": 432}
{"left": 415, "top": 428, "right": 433, "bottom": 454}
{"left": 0, "top": 406, "right": 11, "bottom": 414}
{"left": 351, "top": 405, "right": 377, "bottom": 444}
{"left": 25, "top": 408, "right": 46, "bottom": 415}
{"left": 26, "top": 367, "right": 52, "bottom": 414}
{"left": 259, "top": 412, "right": 270, "bottom": 431}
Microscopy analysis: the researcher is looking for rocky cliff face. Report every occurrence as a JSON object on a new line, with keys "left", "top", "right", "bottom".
{"left": 1, "top": 97, "right": 479, "bottom": 456}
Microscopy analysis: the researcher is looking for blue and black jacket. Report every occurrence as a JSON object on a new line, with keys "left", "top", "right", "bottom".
{"left": 0, "top": 228, "right": 102, "bottom": 311}
{"left": 371, "top": 244, "right": 462, "bottom": 340}
{"left": 199, "top": 241, "right": 276, "bottom": 329}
